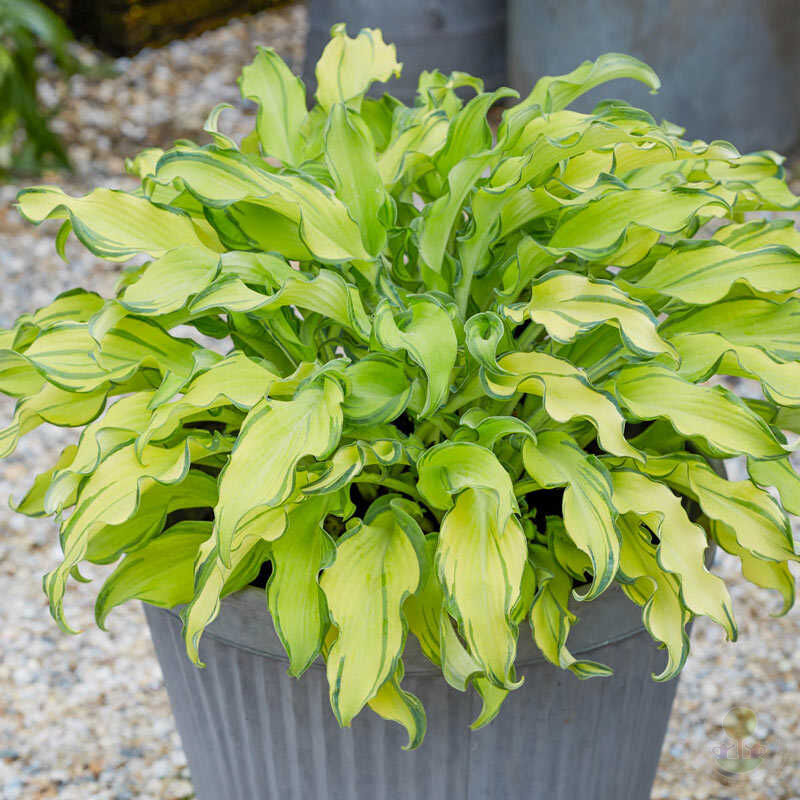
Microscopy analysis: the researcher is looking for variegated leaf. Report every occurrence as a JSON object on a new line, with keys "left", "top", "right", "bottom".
{"left": 747, "top": 456, "right": 800, "bottom": 517}
{"left": 152, "top": 147, "right": 370, "bottom": 262}
{"left": 635, "top": 241, "right": 800, "bottom": 303}
{"left": 505, "top": 271, "right": 675, "bottom": 358}
{"left": 324, "top": 102, "right": 391, "bottom": 255}
{"left": 669, "top": 332, "right": 800, "bottom": 407}
{"left": 44, "top": 437, "right": 206, "bottom": 630}
{"left": 523, "top": 432, "right": 620, "bottom": 600}
{"left": 238, "top": 46, "right": 307, "bottom": 165}
{"left": 366, "top": 661, "right": 427, "bottom": 750}
{"left": 119, "top": 246, "right": 221, "bottom": 315}
{"left": 517, "top": 53, "right": 660, "bottom": 115}
{"left": 0, "top": 382, "right": 108, "bottom": 459}
{"left": 709, "top": 519, "right": 795, "bottom": 616}
{"left": 182, "top": 529, "right": 277, "bottom": 666}
{"left": 660, "top": 296, "right": 800, "bottom": 362}
{"left": 315, "top": 24, "right": 402, "bottom": 111}
{"left": 213, "top": 373, "right": 344, "bottom": 564}
{"left": 615, "top": 516, "right": 691, "bottom": 681}
{"left": 140, "top": 351, "right": 279, "bottom": 447}
{"left": 606, "top": 453, "right": 797, "bottom": 564}
{"left": 529, "top": 543, "right": 613, "bottom": 678}
{"left": 547, "top": 188, "right": 729, "bottom": 260}
{"left": 436, "top": 487, "right": 527, "bottom": 688}
{"left": 189, "top": 269, "right": 370, "bottom": 340}
{"left": 321, "top": 497, "right": 424, "bottom": 725}
{"left": 485, "top": 351, "right": 641, "bottom": 460}
{"left": 610, "top": 468, "right": 736, "bottom": 639}
{"left": 341, "top": 354, "right": 412, "bottom": 425}
{"left": 416, "top": 441, "right": 518, "bottom": 528}
{"left": 86, "top": 469, "right": 218, "bottom": 564}
{"left": 268, "top": 493, "right": 340, "bottom": 676}
{"left": 611, "top": 363, "right": 788, "bottom": 458}
{"left": 16, "top": 186, "right": 206, "bottom": 260}
{"left": 95, "top": 520, "right": 211, "bottom": 628}
{"left": 373, "top": 296, "right": 457, "bottom": 417}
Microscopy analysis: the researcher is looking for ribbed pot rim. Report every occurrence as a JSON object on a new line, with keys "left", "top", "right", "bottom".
{"left": 159, "top": 580, "right": 647, "bottom": 676}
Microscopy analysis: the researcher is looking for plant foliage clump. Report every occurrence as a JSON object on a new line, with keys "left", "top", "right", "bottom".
{"left": 5, "top": 25, "right": 800, "bottom": 748}
{"left": 0, "top": 0, "right": 80, "bottom": 173}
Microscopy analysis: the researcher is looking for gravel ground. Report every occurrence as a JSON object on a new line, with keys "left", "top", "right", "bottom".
{"left": 1, "top": 5, "right": 800, "bottom": 798}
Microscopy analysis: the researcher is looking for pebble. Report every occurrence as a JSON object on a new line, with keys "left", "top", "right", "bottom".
{"left": 0, "top": 3, "right": 799, "bottom": 798}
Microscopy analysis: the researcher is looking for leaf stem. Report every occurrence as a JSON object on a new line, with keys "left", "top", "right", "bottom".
{"left": 426, "top": 414, "right": 455, "bottom": 437}
{"left": 455, "top": 265, "right": 474, "bottom": 319}
{"left": 514, "top": 478, "right": 541, "bottom": 497}
{"left": 498, "top": 392, "right": 523, "bottom": 417}
{"left": 515, "top": 322, "right": 544, "bottom": 352}
{"left": 442, "top": 375, "right": 483, "bottom": 414}
{"left": 353, "top": 475, "right": 423, "bottom": 502}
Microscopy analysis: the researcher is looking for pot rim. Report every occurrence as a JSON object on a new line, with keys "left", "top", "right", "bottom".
{"left": 154, "top": 463, "right": 723, "bottom": 676}
{"left": 156, "top": 581, "right": 648, "bottom": 676}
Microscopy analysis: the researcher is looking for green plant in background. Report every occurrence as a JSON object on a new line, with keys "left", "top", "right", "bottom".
{"left": 0, "top": 0, "right": 79, "bottom": 173}
{"left": 5, "top": 24, "right": 800, "bottom": 748}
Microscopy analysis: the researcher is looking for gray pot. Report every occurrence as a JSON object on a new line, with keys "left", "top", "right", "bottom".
{"left": 507, "top": 0, "right": 800, "bottom": 153}
{"left": 145, "top": 581, "right": 681, "bottom": 799}
{"left": 303, "top": 0, "right": 507, "bottom": 105}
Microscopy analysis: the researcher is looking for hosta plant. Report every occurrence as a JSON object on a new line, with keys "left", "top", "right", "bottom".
{"left": 6, "top": 25, "right": 800, "bottom": 749}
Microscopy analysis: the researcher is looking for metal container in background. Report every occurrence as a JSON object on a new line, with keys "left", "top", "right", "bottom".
{"left": 46, "top": 0, "right": 280, "bottom": 55}
{"left": 508, "top": 0, "right": 800, "bottom": 154}
{"left": 303, "top": 0, "right": 507, "bottom": 105}
{"left": 145, "top": 583, "right": 680, "bottom": 800}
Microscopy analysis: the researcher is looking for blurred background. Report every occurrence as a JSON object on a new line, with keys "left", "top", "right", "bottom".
{"left": 0, "top": 1, "right": 798, "bottom": 798}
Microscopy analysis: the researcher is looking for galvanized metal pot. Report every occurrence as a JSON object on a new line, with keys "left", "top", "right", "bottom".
{"left": 145, "top": 581, "right": 681, "bottom": 800}
{"left": 507, "top": 0, "right": 800, "bottom": 153}
{"left": 303, "top": 0, "right": 507, "bottom": 105}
